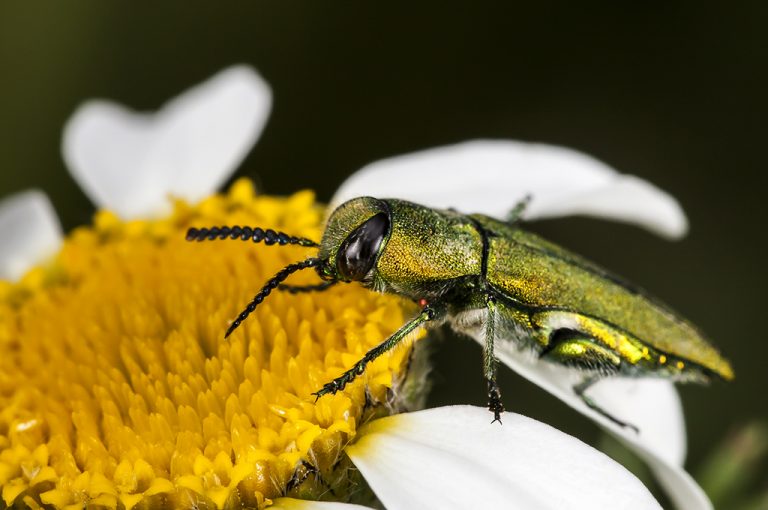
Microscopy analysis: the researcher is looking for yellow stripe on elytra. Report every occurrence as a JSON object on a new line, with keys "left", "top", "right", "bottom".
{"left": 575, "top": 316, "right": 645, "bottom": 365}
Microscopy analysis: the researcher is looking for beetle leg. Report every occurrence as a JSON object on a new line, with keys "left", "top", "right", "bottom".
{"left": 505, "top": 194, "right": 532, "bottom": 224}
{"left": 484, "top": 296, "right": 504, "bottom": 424}
{"left": 539, "top": 335, "right": 639, "bottom": 432}
{"left": 574, "top": 377, "right": 639, "bottom": 434}
{"left": 313, "top": 304, "right": 441, "bottom": 400}
{"left": 278, "top": 281, "right": 337, "bottom": 294}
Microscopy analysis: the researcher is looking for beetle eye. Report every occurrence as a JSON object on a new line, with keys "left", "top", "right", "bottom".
{"left": 337, "top": 213, "right": 389, "bottom": 281}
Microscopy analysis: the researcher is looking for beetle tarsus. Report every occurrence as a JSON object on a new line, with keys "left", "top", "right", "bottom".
{"left": 488, "top": 379, "right": 504, "bottom": 424}
{"left": 313, "top": 364, "right": 360, "bottom": 400}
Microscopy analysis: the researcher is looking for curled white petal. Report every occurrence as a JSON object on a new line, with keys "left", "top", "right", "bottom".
{"left": 331, "top": 140, "right": 687, "bottom": 239}
{"left": 346, "top": 405, "right": 660, "bottom": 510}
{"left": 0, "top": 190, "right": 62, "bottom": 281}
{"left": 270, "top": 498, "right": 373, "bottom": 510}
{"left": 493, "top": 347, "right": 712, "bottom": 510}
{"left": 641, "top": 456, "right": 713, "bottom": 510}
{"left": 62, "top": 65, "right": 271, "bottom": 218}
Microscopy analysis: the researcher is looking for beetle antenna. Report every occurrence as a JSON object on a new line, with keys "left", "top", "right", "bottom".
{"left": 225, "top": 258, "right": 323, "bottom": 338}
{"left": 186, "top": 226, "right": 318, "bottom": 248}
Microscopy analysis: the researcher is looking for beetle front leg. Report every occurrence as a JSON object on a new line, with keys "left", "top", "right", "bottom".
{"left": 484, "top": 295, "right": 504, "bottom": 424}
{"left": 313, "top": 303, "right": 441, "bottom": 400}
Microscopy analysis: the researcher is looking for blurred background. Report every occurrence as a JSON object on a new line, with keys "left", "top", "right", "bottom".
{"left": 1, "top": 1, "right": 766, "bottom": 503}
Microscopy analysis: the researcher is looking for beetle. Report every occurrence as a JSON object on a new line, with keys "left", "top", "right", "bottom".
{"left": 186, "top": 196, "right": 733, "bottom": 426}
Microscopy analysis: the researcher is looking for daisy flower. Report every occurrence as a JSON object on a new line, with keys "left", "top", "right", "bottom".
{"left": 0, "top": 65, "right": 705, "bottom": 509}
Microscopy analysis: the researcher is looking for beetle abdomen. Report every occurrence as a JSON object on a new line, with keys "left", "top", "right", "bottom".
{"left": 472, "top": 216, "right": 734, "bottom": 381}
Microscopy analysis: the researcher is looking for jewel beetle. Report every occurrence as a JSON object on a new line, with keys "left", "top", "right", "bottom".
{"left": 186, "top": 196, "right": 733, "bottom": 426}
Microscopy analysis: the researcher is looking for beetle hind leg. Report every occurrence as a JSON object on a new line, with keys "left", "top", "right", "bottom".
{"left": 539, "top": 333, "right": 639, "bottom": 433}
{"left": 574, "top": 377, "right": 639, "bottom": 434}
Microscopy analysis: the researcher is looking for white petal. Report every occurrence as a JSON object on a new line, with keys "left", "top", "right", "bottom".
{"left": 270, "top": 498, "right": 374, "bottom": 510}
{"left": 0, "top": 190, "right": 63, "bottom": 281}
{"left": 346, "top": 406, "right": 660, "bottom": 510}
{"left": 62, "top": 65, "right": 271, "bottom": 218}
{"left": 642, "top": 457, "right": 713, "bottom": 510}
{"left": 493, "top": 347, "right": 711, "bottom": 510}
{"left": 331, "top": 140, "right": 687, "bottom": 239}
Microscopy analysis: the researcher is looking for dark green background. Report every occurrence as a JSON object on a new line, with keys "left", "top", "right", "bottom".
{"left": 1, "top": 0, "right": 766, "bottom": 488}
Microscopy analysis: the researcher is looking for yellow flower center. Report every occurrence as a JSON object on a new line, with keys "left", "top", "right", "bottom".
{"left": 0, "top": 179, "right": 422, "bottom": 509}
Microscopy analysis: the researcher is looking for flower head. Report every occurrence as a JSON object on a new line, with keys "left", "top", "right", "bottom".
{"left": 0, "top": 179, "right": 424, "bottom": 508}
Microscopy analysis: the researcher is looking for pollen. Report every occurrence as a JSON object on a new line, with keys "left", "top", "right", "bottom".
{"left": 0, "top": 179, "right": 422, "bottom": 509}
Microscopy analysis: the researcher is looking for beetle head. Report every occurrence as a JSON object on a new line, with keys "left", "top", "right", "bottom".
{"left": 317, "top": 197, "right": 391, "bottom": 284}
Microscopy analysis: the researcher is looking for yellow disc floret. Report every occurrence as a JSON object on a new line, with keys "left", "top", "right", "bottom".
{"left": 0, "top": 179, "right": 422, "bottom": 509}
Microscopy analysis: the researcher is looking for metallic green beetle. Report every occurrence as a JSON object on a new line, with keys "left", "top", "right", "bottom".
{"left": 186, "top": 196, "right": 733, "bottom": 426}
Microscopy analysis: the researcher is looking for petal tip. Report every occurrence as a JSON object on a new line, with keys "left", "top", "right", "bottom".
{"left": 0, "top": 190, "right": 63, "bottom": 281}
{"left": 60, "top": 64, "right": 272, "bottom": 218}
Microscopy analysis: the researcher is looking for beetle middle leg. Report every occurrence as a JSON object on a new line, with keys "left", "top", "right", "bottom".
{"left": 505, "top": 194, "right": 532, "bottom": 224}
{"left": 484, "top": 295, "right": 504, "bottom": 424}
{"left": 313, "top": 303, "right": 441, "bottom": 400}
